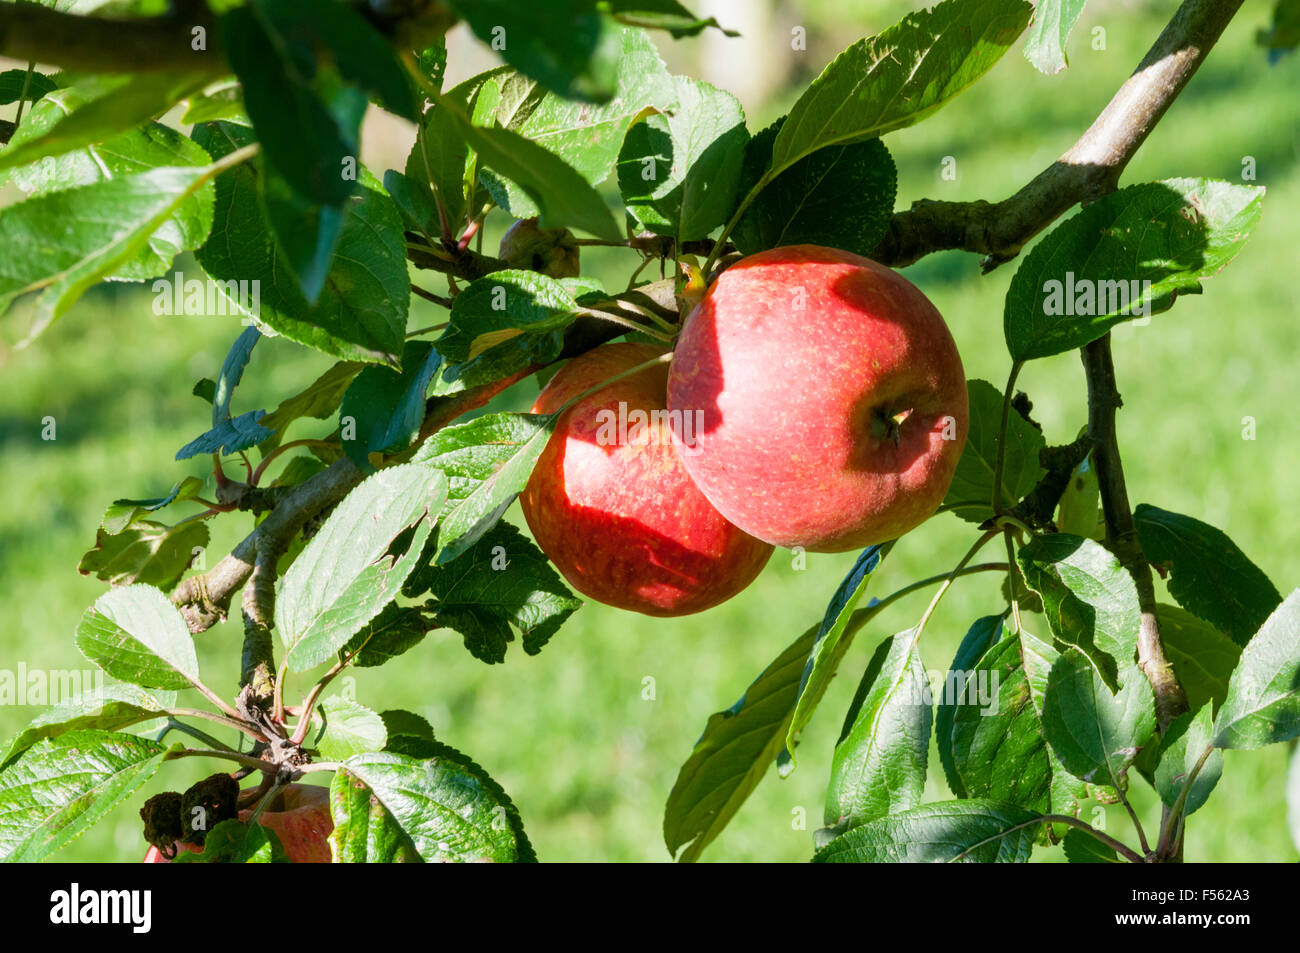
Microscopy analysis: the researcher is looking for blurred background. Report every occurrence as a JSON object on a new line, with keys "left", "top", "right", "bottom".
{"left": 1, "top": 0, "right": 1297, "bottom": 862}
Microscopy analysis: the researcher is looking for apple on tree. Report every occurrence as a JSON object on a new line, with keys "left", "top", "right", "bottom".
{"left": 520, "top": 342, "right": 774, "bottom": 616}
{"left": 667, "top": 245, "right": 968, "bottom": 552}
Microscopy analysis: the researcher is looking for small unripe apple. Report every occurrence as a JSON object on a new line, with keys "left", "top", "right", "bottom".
{"left": 520, "top": 342, "right": 773, "bottom": 616}
{"left": 498, "top": 217, "right": 581, "bottom": 278}
{"left": 667, "top": 245, "right": 968, "bottom": 552}
{"left": 143, "top": 783, "right": 332, "bottom": 863}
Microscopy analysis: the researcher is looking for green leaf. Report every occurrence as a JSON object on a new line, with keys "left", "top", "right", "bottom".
{"left": 1156, "top": 604, "right": 1242, "bottom": 714}
{"left": 258, "top": 360, "right": 363, "bottom": 450}
{"left": 1154, "top": 707, "right": 1222, "bottom": 816}
{"left": 442, "top": 105, "right": 622, "bottom": 240}
{"left": 943, "top": 379, "right": 1046, "bottom": 522}
{"left": 101, "top": 477, "right": 204, "bottom": 535}
{"left": 1211, "top": 590, "right": 1300, "bottom": 749}
{"left": 605, "top": 0, "right": 739, "bottom": 37}
{"left": 0, "top": 730, "right": 167, "bottom": 862}
{"left": 444, "top": 0, "right": 623, "bottom": 102}
{"left": 1004, "top": 179, "right": 1265, "bottom": 361}
{"left": 1288, "top": 742, "right": 1300, "bottom": 854}
{"left": 1023, "top": 0, "right": 1087, "bottom": 74}
{"left": 768, "top": 0, "right": 1031, "bottom": 180}
{"left": 434, "top": 270, "right": 594, "bottom": 392}
{"left": 935, "top": 615, "right": 1004, "bottom": 797}
{"left": 0, "top": 72, "right": 210, "bottom": 170}
{"left": 943, "top": 632, "right": 1086, "bottom": 818}
{"left": 825, "top": 631, "right": 930, "bottom": 830}
{"left": 663, "top": 623, "right": 817, "bottom": 862}
{"left": 309, "top": 696, "right": 388, "bottom": 761}
{"left": 329, "top": 768, "right": 421, "bottom": 862}
{"left": 407, "top": 522, "right": 582, "bottom": 664}
{"left": 383, "top": 169, "right": 439, "bottom": 238}
{"left": 1135, "top": 503, "right": 1283, "bottom": 647}
{"left": 277, "top": 464, "right": 449, "bottom": 671}
{"left": 193, "top": 121, "right": 408, "bottom": 367}
{"left": 0, "top": 162, "right": 231, "bottom": 341}
{"left": 786, "top": 545, "right": 889, "bottom": 760}
{"left": 221, "top": 4, "right": 354, "bottom": 208}
{"left": 1, "top": 683, "right": 173, "bottom": 770}
{"left": 1019, "top": 630, "right": 1095, "bottom": 816}
{"left": 1017, "top": 533, "right": 1140, "bottom": 690}
{"left": 343, "top": 603, "right": 434, "bottom": 669}
{"left": 77, "top": 519, "right": 210, "bottom": 590}
{"left": 478, "top": 29, "right": 676, "bottom": 219}
{"left": 340, "top": 341, "right": 442, "bottom": 469}
{"left": 1040, "top": 650, "right": 1156, "bottom": 787}
{"left": 380, "top": 710, "right": 437, "bottom": 747}
{"left": 813, "top": 800, "right": 1040, "bottom": 863}
{"left": 1055, "top": 450, "right": 1100, "bottom": 538}
{"left": 412, "top": 412, "right": 558, "bottom": 564}
{"left": 1062, "top": 828, "right": 1119, "bottom": 862}
{"left": 172, "top": 819, "right": 286, "bottom": 863}
{"left": 617, "top": 76, "right": 746, "bottom": 242}
{"left": 175, "top": 410, "right": 274, "bottom": 460}
{"left": 405, "top": 100, "right": 470, "bottom": 232}
{"left": 180, "top": 79, "right": 248, "bottom": 125}
{"left": 255, "top": 0, "right": 417, "bottom": 121}
{"left": 339, "top": 749, "right": 535, "bottom": 862}
{"left": 75, "top": 585, "right": 200, "bottom": 692}
{"left": 1257, "top": 0, "right": 1300, "bottom": 59}
{"left": 212, "top": 324, "right": 261, "bottom": 421}
{"left": 732, "top": 118, "right": 896, "bottom": 257}
{"left": 2, "top": 90, "right": 214, "bottom": 283}
{"left": 0, "top": 69, "right": 56, "bottom": 107}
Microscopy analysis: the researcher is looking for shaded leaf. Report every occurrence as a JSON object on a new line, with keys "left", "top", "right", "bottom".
{"left": 1004, "top": 180, "right": 1265, "bottom": 361}
{"left": 664, "top": 623, "right": 817, "bottom": 862}
{"left": 1135, "top": 503, "right": 1282, "bottom": 647}
{"left": 813, "top": 799, "right": 1039, "bottom": 863}
{"left": 943, "top": 378, "right": 1046, "bottom": 522}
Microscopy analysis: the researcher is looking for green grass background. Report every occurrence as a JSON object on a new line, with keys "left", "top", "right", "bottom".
{"left": 1, "top": 1, "right": 1297, "bottom": 862}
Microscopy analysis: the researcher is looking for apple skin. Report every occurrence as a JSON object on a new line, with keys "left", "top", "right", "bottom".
{"left": 520, "top": 342, "right": 773, "bottom": 616}
{"left": 143, "top": 783, "right": 332, "bottom": 863}
{"left": 666, "top": 245, "right": 968, "bottom": 552}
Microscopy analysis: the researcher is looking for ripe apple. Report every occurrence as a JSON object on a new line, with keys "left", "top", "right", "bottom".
{"left": 520, "top": 342, "right": 773, "bottom": 615}
{"left": 144, "top": 783, "right": 333, "bottom": 863}
{"left": 666, "top": 245, "right": 968, "bottom": 552}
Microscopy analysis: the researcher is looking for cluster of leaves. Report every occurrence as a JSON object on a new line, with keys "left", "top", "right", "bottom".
{"left": 0, "top": 0, "right": 1292, "bottom": 865}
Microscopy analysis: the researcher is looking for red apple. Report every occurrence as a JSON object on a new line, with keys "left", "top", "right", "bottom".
{"left": 144, "top": 783, "right": 332, "bottom": 863}
{"left": 520, "top": 342, "right": 773, "bottom": 616}
{"left": 666, "top": 245, "right": 968, "bottom": 552}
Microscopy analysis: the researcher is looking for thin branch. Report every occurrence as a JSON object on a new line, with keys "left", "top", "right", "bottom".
{"left": 871, "top": 0, "right": 1247, "bottom": 269}
{"left": 1081, "top": 336, "right": 1188, "bottom": 733}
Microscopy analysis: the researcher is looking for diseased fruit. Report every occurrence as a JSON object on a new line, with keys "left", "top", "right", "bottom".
{"left": 143, "top": 783, "right": 332, "bottom": 863}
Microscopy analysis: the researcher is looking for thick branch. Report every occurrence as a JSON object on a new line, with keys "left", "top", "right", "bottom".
{"left": 872, "top": 0, "right": 1246, "bottom": 269}
{"left": 1081, "top": 336, "right": 1187, "bottom": 733}
{"left": 0, "top": 2, "right": 223, "bottom": 74}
